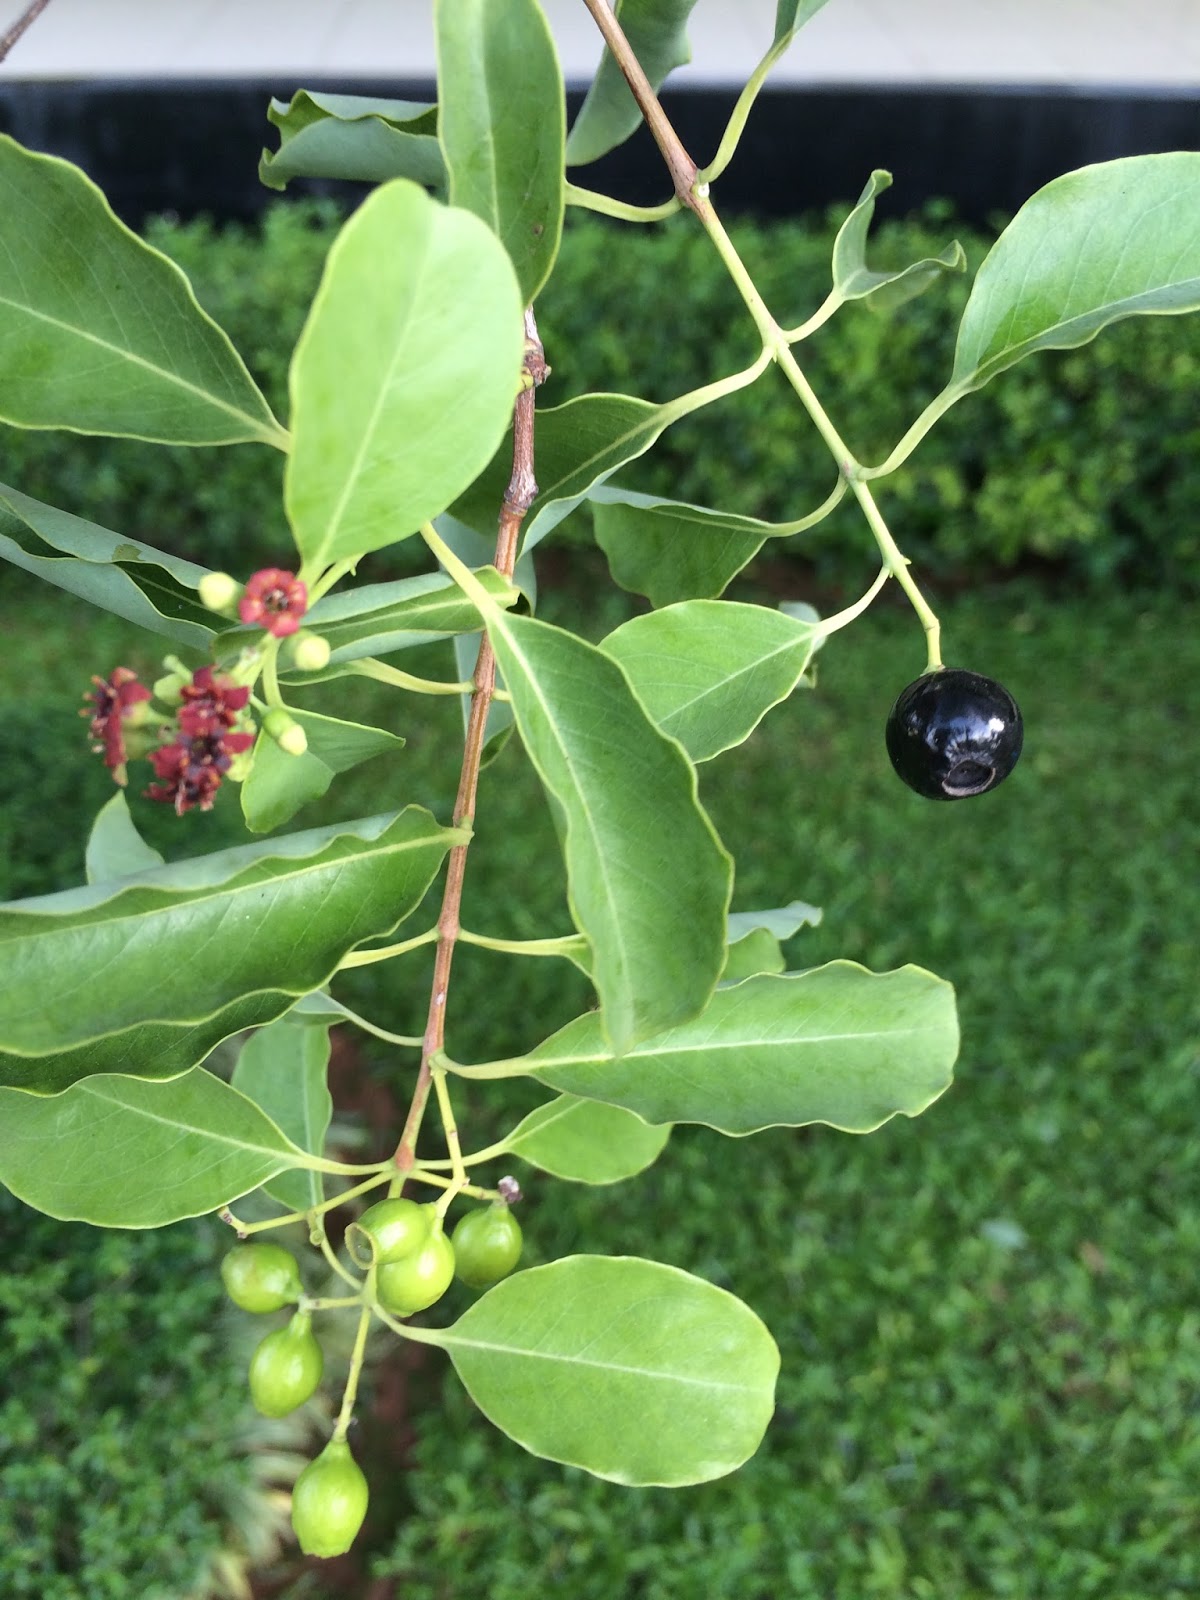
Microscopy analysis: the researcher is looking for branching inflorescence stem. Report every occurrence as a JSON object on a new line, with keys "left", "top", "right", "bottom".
{"left": 391, "top": 310, "right": 548, "bottom": 1177}
{"left": 579, "top": 0, "right": 942, "bottom": 671}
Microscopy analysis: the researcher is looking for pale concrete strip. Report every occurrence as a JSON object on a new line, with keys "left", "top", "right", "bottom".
{"left": 0, "top": 0, "right": 1196, "bottom": 85}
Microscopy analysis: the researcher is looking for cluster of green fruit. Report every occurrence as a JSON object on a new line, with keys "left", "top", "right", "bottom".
{"left": 220, "top": 1197, "right": 523, "bottom": 1557}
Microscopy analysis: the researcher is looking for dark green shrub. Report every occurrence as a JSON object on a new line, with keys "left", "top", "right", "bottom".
{"left": 370, "top": 590, "right": 1200, "bottom": 1600}
{"left": 2, "top": 199, "right": 1196, "bottom": 586}
{"left": 0, "top": 691, "right": 249, "bottom": 901}
{"left": 0, "top": 1189, "right": 294, "bottom": 1600}
{"left": 535, "top": 206, "right": 1200, "bottom": 586}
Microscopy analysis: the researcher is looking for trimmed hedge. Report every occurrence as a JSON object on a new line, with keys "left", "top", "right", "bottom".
{"left": 1, "top": 200, "right": 1197, "bottom": 587}
{"left": 0, "top": 1188, "right": 284, "bottom": 1600}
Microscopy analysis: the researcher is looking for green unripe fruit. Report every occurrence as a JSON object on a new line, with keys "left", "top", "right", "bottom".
{"left": 452, "top": 1203, "right": 524, "bottom": 1290}
{"left": 290, "top": 1439, "right": 369, "bottom": 1558}
{"left": 248, "top": 1311, "right": 323, "bottom": 1417}
{"left": 197, "top": 571, "right": 242, "bottom": 615}
{"left": 376, "top": 1219, "right": 455, "bottom": 1316}
{"left": 347, "top": 1196, "right": 430, "bottom": 1269}
{"left": 220, "top": 1242, "right": 302, "bottom": 1313}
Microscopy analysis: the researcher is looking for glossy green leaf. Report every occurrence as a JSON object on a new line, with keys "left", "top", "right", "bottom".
{"left": 0, "top": 135, "right": 284, "bottom": 447}
{"left": 501, "top": 1094, "right": 671, "bottom": 1184}
{"left": 452, "top": 963, "right": 958, "bottom": 1136}
{"left": 240, "top": 709, "right": 405, "bottom": 833}
{"left": 726, "top": 900, "right": 822, "bottom": 942}
{"left": 0, "top": 482, "right": 215, "bottom": 648}
{"left": 286, "top": 180, "right": 525, "bottom": 568}
{"left": 0, "top": 1000, "right": 297, "bottom": 1101}
{"left": 591, "top": 485, "right": 844, "bottom": 606}
{"left": 289, "top": 990, "right": 351, "bottom": 1020}
{"left": 0, "top": 809, "right": 463, "bottom": 1092}
{"left": 260, "top": 91, "right": 444, "bottom": 192}
{"left": 453, "top": 392, "right": 670, "bottom": 551}
{"left": 436, "top": 0, "right": 565, "bottom": 303}
{"left": 721, "top": 900, "right": 821, "bottom": 983}
{"left": 720, "top": 926, "right": 784, "bottom": 983}
{"left": 469, "top": 600, "right": 731, "bottom": 1051}
{"left": 832, "top": 170, "right": 965, "bottom": 312}
{"left": 953, "top": 153, "right": 1200, "bottom": 393}
{"left": 422, "top": 1256, "right": 778, "bottom": 1484}
{"left": 594, "top": 491, "right": 770, "bottom": 605}
{"left": 232, "top": 1016, "right": 332, "bottom": 1213}
{"left": 85, "top": 793, "right": 164, "bottom": 884}
{"left": 601, "top": 599, "right": 818, "bottom": 761}
{"left": 0, "top": 1068, "right": 316, "bottom": 1226}
{"left": 277, "top": 565, "right": 519, "bottom": 678}
{"left": 773, "top": 0, "right": 834, "bottom": 44}
{"left": 566, "top": 1, "right": 699, "bottom": 167}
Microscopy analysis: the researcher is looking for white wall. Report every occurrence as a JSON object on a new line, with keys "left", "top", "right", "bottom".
{"left": 1, "top": 0, "right": 1196, "bottom": 85}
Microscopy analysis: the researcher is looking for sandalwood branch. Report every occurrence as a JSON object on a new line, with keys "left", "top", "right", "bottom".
{"left": 578, "top": 0, "right": 942, "bottom": 665}
{"left": 0, "top": 0, "right": 53, "bottom": 64}
{"left": 391, "top": 310, "right": 547, "bottom": 1173}
{"left": 578, "top": 0, "right": 700, "bottom": 210}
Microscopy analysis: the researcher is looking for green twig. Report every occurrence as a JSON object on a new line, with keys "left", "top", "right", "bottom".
{"left": 579, "top": 0, "right": 945, "bottom": 672}
{"left": 315, "top": 1226, "right": 363, "bottom": 1293}
{"left": 259, "top": 638, "right": 284, "bottom": 709}
{"left": 458, "top": 927, "right": 590, "bottom": 961}
{"left": 330, "top": 658, "right": 477, "bottom": 695}
{"left": 338, "top": 926, "right": 439, "bottom": 970}
{"left": 814, "top": 566, "right": 892, "bottom": 638}
{"left": 566, "top": 182, "right": 680, "bottom": 223}
{"left": 235, "top": 1170, "right": 393, "bottom": 1236}
{"left": 307, "top": 997, "right": 423, "bottom": 1050}
{"left": 697, "top": 32, "right": 790, "bottom": 187}
{"left": 333, "top": 1303, "right": 374, "bottom": 1442}
{"left": 431, "top": 1063, "right": 466, "bottom": 1219}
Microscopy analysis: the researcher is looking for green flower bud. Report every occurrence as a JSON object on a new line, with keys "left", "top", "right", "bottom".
{"left": 286, "top": 631, "right": 332, "bottom": 674}
{"left": 152, "top": 672, "right": 187, "bottom": 706}
{"left": 197, "top": 572, "right": 243, "bottom": 615}
{"left": 261, "top": 708, "right": 308, "bottom": 756}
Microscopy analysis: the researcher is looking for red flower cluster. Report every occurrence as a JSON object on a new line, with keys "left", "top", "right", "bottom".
{"left": 146, "top": 726, "right": 255, "bottom": 815}
{"left": 238, "top": 568, "right": 308, "bottom": 638}
{"left": 178, "top": 665, "right": 251, "bottom": 735}
{"left": 81, "top": 667, "right": 152, "bottom": 786}
{"left": 147, "top": 666, "right": 255, "bottom": 815}
{"left": 83, "top": 663, "right": 258, "bottom": 815}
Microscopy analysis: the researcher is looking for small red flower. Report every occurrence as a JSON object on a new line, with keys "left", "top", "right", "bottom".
{"left": 82, "top": 667, "right": 152, "bottom": 786}
{"left": 238, "top": 568, "right": 308, "bottom": 638}
{"left": 146, "top": 727, "right": 255, "bottom": 816}
{"left": 178, "top": 666, "right": 251, "bottom": 737}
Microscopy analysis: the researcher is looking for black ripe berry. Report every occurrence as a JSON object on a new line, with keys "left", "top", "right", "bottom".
{"left": 886, "top": 669, "right": 1023, "bottom": 800}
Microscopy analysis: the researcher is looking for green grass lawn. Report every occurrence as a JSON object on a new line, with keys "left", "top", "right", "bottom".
{"left": 1, "top": 569, "right": 1197, "bottom": 1598}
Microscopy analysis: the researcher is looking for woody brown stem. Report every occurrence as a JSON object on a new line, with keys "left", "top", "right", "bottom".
{"left": 579, "top": 0, "right": 701, "bottom": 211}
{"left": 392, "top": 309, "right": 546, "bottom": 1173}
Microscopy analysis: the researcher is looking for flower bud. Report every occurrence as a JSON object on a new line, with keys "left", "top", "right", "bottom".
{"left": 262, "top": 707, "right": 308, "bottom": 756}
{"left": 197, "top": 572, "right": 243, "bottom": 616}
{"left": 152, "top": 673, "right": 186, "bottom": 706}
{"left": 284, "top": 630, "right": 332, "bottom": 674}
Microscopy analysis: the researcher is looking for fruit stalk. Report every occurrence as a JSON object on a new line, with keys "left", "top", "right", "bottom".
{"left": 333, "top": 1304, "right": 373, "bottom": 1443}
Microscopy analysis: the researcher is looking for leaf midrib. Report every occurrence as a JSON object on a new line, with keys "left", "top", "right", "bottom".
{"left": 0, "top": 292, "right": 276, "bottom": 438}
{"left": 443, "top": 1333, "right": 765, "bottom": 1393}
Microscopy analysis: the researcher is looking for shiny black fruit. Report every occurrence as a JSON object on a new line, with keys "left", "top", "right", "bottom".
{"left": 886, "top": 669, "right": 1023, "bottom": 800}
